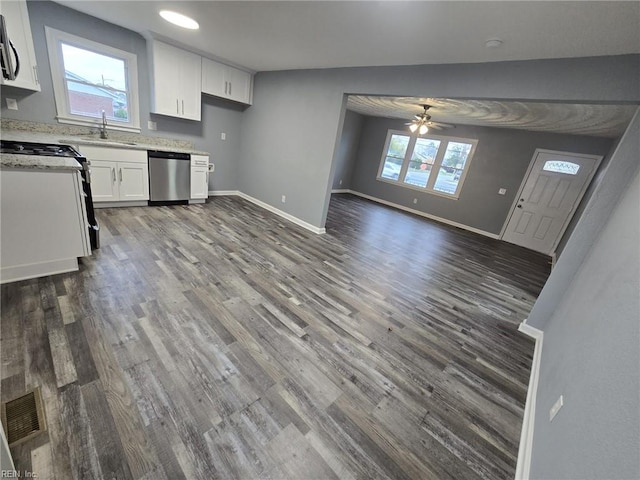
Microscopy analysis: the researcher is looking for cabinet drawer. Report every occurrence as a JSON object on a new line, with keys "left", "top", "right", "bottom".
{"left": 191, "top": 154, "right": 209, "bottom": 167}
{"left": 79, "top": 145, "right": 148, "bottom": 164}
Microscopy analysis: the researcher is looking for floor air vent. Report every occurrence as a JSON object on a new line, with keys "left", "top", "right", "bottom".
{"left": 1, "top": 388, "right": 47, "bottom": 446}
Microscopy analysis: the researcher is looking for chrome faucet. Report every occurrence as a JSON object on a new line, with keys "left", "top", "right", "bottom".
{"left": 100, "top": 110, "right": 108, "bottom": 139}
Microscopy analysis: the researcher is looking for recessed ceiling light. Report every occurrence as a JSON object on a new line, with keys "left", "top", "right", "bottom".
{"left": 159, "top": 10, "right": 199, "bottom": 30}
{"left": 485, "top": 38, "right": 503, "bottom": 48}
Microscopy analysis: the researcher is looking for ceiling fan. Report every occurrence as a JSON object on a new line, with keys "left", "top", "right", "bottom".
{"left": 405, "top": 104, "right": 454, "bottom": 134}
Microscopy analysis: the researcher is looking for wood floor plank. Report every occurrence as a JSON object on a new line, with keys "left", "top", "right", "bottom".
{"left": 1, "top": 194, "right": 549, "bottom": 479}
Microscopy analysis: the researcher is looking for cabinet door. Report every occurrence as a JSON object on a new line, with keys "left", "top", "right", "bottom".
{"left": 178, "top": 50, "right": 202, "bottom": 121}
{"left": 201, "top": 58, "right": 226, "bottom": 98}
{"left": 150, "top": 41, "right": 181, "bottom": 117}
{"left": 227, "top": 67, "right": 252, "bottom": 105}
{"left": 0, "top": 0, "right": 40, "bottom": 91}
{"left": 190, "top": 167, "right": 208, "bottom": 199}
{"left": 90, "top": 160, "right": 118, "bottom": 202}
{"left": 118, "top": 162, "right": 149, "bottom": 201}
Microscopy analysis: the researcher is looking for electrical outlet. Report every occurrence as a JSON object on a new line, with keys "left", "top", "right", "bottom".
{"left": 413, "top": 198, "right": 418, "bottom": 204}
{"left": 498, "top": 188, "right": 507, "bottom": 195}
{"left": 147, "top": 120, "right": 157, "bottom": 131}
{"left": 549, "top": 395, "right": 564, "bottom": 422}
{"left": 6, "top": 98, "right": 18, "bottom": 110}
{"left": 281, "top": 195, "right": 286, "bottom": 203}
{"left": 221, "top": 132, "right": 226, "bottom": 140}
{"left": 339, "top": 179, "right": 343, "bottom": 185}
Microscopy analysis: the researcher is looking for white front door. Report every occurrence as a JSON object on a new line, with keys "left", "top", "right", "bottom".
{"left": 502, "top": 149, "right": 602, "bottom": 255}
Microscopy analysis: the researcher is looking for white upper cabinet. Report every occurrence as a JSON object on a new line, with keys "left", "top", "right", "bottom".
{"left": 148, "top": 40, "right": 201, "bottom": 121}
{"left": 0, "top": 0, "right": 40, "bottom": 91}
{"left": 202, "top": 58, "right": 253, "bottom": 105}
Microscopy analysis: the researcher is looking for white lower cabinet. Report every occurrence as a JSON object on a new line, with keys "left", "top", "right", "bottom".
{"left": 1, "top": 168, "right": 91, "bottom": 283}
{"left": 90, "top": 160, "right": 148, "bottom": 202}
{"left": 80, "top": 146, "right": 149, "bottom": 203}
{"left": 118, "top": 162, "right": 149, "bottom": 200}
{"left": 90, "top": 160, "right": 118, "bottom": 201}
{"left": 190, "top": 154, "right": 209, "bottom": 200}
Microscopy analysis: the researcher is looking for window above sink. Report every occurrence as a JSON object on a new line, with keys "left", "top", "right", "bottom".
{"left": 45, "top": 27, "right": 141, "bottom": 133}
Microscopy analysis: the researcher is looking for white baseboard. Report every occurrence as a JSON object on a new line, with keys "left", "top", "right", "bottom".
{"left": 209, "top": 190, "right": 325, "bottom": 235}
{"left": 208, "top": 190, "right": 240, "bottom": 196}
{"left": 0, "top": 258, "right": 79, "bottom": 284}
{"left": 342, "top": 190, "right": 500, "bottom": 239}
{"left": 331, "top": 188, "right": 350, "bottom": 193}
{"left": 515, "top": 319, "right": 544, "bottom": 480}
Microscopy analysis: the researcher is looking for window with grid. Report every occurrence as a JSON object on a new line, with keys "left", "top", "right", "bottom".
{"left": 378, "top": 130, "right": 478, "bottom": 198}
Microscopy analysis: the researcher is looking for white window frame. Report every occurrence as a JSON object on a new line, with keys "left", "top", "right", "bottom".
{"left": 376, "top": 129, "right": 478, "bottom": 199}
{"left": 45, "top": 27, "right": 141, "bottom": 132}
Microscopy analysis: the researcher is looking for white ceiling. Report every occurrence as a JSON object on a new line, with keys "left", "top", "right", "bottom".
{"left": 54, "top": 1, "right": 640, "bottom": 72}
{"left": 346, "top": 97, "right": 638, "bottom": 138}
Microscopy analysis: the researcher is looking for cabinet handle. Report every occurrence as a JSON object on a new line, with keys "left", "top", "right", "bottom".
{"left": 176, "top": 99, "right": 179, "bottom": 114}
{"left": 182, "top": 100, "right": 184, "bottom": 115}
{"left": 33, "top": 66, "right": 39, "bottom": 84}
{"left": 229, "top": 82, "right": 232, "bottom": 95}
{"left": 119, "top": 168, "right": 123, "bottom": 182}
{"left": 112, "top": 168, "right": 116, "bottom": 183}
{"left": 224, "top": 81, "right": 228, "bottom": 95}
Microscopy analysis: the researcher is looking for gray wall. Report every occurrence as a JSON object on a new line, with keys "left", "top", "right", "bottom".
{"left": 0, "top": 0, "right": 243, "bottom": 190}
{"left": 331, "top": 109, "right": 364, "bottom": 190}
{"left": 240, "top": 55, "right": 639, "bottom": 229}
{"left": 528, "top": 140, "right": 639, "bottom": 477}
{"left": 348, "top": 116, "right": 613, "bottom": 235}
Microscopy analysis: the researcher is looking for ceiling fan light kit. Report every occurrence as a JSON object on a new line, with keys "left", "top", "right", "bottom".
{"left": 406, "top": 104, "right": 453, "bottom": 135}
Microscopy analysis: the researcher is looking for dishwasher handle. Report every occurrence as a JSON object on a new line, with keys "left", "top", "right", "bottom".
{"left": 147, "top": 150, "right": 190, "bottom": 161}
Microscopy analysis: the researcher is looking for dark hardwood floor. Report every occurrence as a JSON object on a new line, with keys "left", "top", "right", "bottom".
{"left": 1, "top": 193, "right": 550, "bottom": 479}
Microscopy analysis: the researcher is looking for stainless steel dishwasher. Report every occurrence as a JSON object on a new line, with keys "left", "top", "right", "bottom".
{"left": 148, "top": 150, "right": 190, "bottom": 205}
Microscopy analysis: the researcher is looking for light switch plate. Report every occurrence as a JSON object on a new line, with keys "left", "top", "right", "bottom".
{"left": 221, "top": 132, "right": 226, "bottom": 140}
{"left": 147, "top": 120, "right": 157, "bottom": 131}
{"left": 6, "top": 98, "right": 18, "bottom": 110}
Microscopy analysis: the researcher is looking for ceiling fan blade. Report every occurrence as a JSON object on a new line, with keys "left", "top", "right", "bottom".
{"left": 429, "top": 121, "right": 455, "bottom": 129}
{"left": 428, "top": 124, "right": 444, "bottom": 130}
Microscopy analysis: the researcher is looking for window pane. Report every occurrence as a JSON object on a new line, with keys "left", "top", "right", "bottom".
{"left": 403, "top": 138, "right": 441, "bottom": 188}
{"left": 434, "top": 142, "right": 473, "bottom": 195}
{"left": 543, "top": 160, "right": 580, "bottom": 175}
{"left": 381, "top": 134, "right": 409, "bottom": 180}
{"left": 66, "top": 80, "right": 129, "bottom": 122}
{"left": 62, "top": 43, "right": 127, "bottom": 90}
{"left": 62, "top": 43, "right": 129, "bottom": 122}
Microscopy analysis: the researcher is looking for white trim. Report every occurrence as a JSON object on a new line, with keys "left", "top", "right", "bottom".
{"left": 207, "top": 190, "right": 326, "bottom": 235}
{"left": 500, "top": 149, "right": 604, "bottom": 254}
{"left": 376, "top": 129, "right": 479, "bottom": 200}
{"left": 515, "top": 319, "right": 544, "bottom": 480}
{"left": 236, "top": 192, "right": 326, "bottom": 234}
{"left": 0, "top": 258, "right": 79, "bottom": 284}
{"left": 331, "top": 188, "right": 350, "bottom": 194}
{"left": 343, "top": 189, "right": 500, "bottom": 239}
{"left": 94, "top": 200, "right": 148, "bottom": 208}
{"left": 45, "top": 26, "right": 141, "bottom": 131}
{"left": 208, "top": 190, "right": 240, "bottom": 196}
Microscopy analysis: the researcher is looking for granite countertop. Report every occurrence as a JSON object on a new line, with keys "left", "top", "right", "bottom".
{"left": 1, "top": 153, "right": 82, "bottom": 171}
{"left": 58, "top": 137, "right": 210, "bottom": 156}
{"left": 1, "top": 128, "right": 210, "bottom": 156}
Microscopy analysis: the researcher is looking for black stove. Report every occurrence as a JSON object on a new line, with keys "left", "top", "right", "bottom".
{"left": 1, "top": 139, "right": 99, "bottom": 250}
{"left": 1, "top": 141, "right": 81, "bottom": 157}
